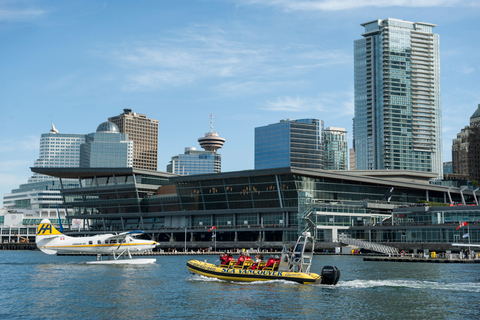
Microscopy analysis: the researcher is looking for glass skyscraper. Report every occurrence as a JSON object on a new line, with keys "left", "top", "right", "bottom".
{"left": 80, "top": 122, "right": 133, "bottom": 168}
{"left": 255, "top": 119, "right": 324, "bottom": 170}
{"left": 323, "top": 127, "right": 348, "bottom": 170}
{"left": 354, "top": 18, "right": 442, "bottom": 177}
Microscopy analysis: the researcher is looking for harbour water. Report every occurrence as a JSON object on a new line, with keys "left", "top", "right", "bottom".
{"left": 1, "top": 251, "right": 479, "bottom": 319}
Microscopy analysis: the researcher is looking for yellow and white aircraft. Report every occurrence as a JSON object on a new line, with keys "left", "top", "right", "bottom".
{"left": 36, "top": 219, "right": 158, "bottom": 264}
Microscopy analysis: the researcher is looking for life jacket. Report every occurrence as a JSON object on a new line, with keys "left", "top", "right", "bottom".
{"left": 265, "top": 258, "right": 275, "bottom": 267}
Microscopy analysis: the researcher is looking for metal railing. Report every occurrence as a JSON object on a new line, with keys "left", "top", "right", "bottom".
{"left": 338, "top": 234, "right": 399, "bottom": 255}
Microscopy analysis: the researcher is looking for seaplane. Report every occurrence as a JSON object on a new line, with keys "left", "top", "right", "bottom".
{"left": 36, "top": 219, "right": 158, "bottom": 265}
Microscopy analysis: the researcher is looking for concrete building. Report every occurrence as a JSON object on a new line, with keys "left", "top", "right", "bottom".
{"left": 28, "top": 123, "right": 85, "bottom": 183}
{"left": 451, "top": 104, "right": 480, "bottom": 182}
{"left": 255, "top": 119, "right": 324, "bottom": 170}
{"left": 109, "top": 109, "right": 159, "bottom": 171}
{"left": 323, "top": 127, "right": 348, "bottom": 170}
{"left": 354, "top": 18, "right": 442, "bottom": 177}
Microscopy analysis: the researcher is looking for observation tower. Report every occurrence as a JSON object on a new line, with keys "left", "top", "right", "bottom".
{"left": 198, "top": 114, "right": 225, "bottom": 151}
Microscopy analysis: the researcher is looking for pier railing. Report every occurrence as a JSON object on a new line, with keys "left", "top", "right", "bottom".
{"left": 338, "top": 234, "right": 399, "bottom": 255}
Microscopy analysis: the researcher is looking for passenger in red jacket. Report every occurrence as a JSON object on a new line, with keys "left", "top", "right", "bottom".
{"left": 260, "top": 256, "right": 275, "bottom": 270}
{"left": 219, "top": 253, "right": 228, "bottom": 265}
{"left": 265, "top": 256, "right": 275, "bottom": 267}
{"left": 236, "top": 252, "right": 245, "bottom": 265}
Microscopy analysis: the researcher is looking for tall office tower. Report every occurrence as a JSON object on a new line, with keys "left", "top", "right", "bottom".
{"left": 451, "top": 104, "right": 480, "bottom": 182}
{"left": 80, "top": 122, "right": 133, "bottom": 168}
{"left": 255, "top": 119, "right": 324, "bottom": 170}
{"left": 28, "top": 124, "right": 85, "bottom": 183}
{"left": 108, "top": 109, "right": 159, "bottom": 171}
{"left": 354, "top": 18, "right": 442, "bottom": 177}
{"left": 323, "top": 127, "right": 348, "bottom": 170}
{"left": 166, "top": 147, "right": 221, "bottom": 175}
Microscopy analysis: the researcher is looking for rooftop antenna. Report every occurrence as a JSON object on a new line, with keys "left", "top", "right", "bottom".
{"left": 198, "top": 113, "right": 225, "bottom": 152}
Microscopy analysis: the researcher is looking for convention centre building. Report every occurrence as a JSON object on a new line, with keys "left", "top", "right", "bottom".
{"left": 29, "top": 166, "right": 480, "bottom": 252}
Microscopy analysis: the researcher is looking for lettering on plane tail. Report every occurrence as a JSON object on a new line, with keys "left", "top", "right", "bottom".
{"left": 36, "top": 221, "right": 62, "bottom": 236}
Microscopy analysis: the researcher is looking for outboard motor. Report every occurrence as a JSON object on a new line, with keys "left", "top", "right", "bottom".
{"left": 321, "top": 266, "right": 341, "bottom": 285}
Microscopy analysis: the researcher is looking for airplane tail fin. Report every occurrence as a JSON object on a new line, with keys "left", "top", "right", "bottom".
{"left": 36, "top": 219, "right": 63, "bottom": 254}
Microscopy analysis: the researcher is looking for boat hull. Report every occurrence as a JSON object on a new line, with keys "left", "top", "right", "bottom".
{"left": 187, "top": 260, "right": 321, "bottom": 284}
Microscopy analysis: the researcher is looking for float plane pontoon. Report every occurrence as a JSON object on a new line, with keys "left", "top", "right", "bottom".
{"left": 36, "top": 219, "right": 157, "bottom": 264}
{"left": 187, "top": 232, "right": 340, "bottom": 285}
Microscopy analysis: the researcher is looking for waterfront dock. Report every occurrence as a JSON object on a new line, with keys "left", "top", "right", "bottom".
{"left": 364, "top": 256, "right": 480, "bottom": 263}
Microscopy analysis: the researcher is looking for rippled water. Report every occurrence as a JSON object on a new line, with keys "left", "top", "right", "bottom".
{"left": 1, "top": 251, "right": 479, "bottom": 319}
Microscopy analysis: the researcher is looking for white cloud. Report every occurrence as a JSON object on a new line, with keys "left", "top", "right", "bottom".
{"left": 104, "top": 25, "right": 350, "bottom": 92}
{"left": 262, "top": 91, "right": 354, "bottom": 115}
{"left": 238, "top": 0, "right": 479, "bottom": 11}
{"left": 0, "top": 8, "right": 44, "bottom": 21}
{"left": 0, "top": 135, "right": 39, "bottom": 153}
{"left": 0, "top": 0, "right": 46, "bottom": 22}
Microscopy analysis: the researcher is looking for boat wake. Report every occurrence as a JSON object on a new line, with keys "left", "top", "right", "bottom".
{"left": 338, "top": 279, "right": 480, "bottom": 292}
{"left": 187, "top": 274, "right": 297, "bottom": 285}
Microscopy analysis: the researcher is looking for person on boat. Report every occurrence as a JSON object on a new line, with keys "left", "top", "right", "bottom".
{"left": 245, "top": 252, "right": 252, "bottom": 261}
{"left": 251, "top": 254, "right": 261, "bottom": 270}
{"left": 219, "top": 252, "right": 228, "bottom": 265}
{"left": 274, "top": 255, "right": 280, "bottom": 262}
{"left": 259, "top": 255, "right": 275, "bottom": 270}
{"left": 226, "top": 253, "right": 234, "bottom": 264}
{"left": 237, "top": 252, "right": 245, "bottom": 265}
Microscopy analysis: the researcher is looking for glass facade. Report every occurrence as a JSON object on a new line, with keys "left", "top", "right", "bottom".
{"left": 80, "top": 129, "right": 133, "bottom": 168}
{"left": 354, "top": 19, "right": 442, "bottom": 177}
{"left": 323, "top": 127, "right": 348, "bottom": 170}
{"left": 255, "top": 119, "right": 324, "bottom": 170}
{"left": 348, "top": 206, "right": 480, "bottom": 244}
{"left": 40, "top": 166, "right": 474, "bottom": 246}
{"left": 166, "top": 148, "right": 221, "bottom": 175}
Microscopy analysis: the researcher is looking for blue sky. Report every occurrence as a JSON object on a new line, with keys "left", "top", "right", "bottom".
{"left": 1, "top": 0, "right": 480, "bottom": 203}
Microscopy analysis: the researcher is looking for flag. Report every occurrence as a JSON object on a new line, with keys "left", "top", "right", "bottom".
{"left": 211, "top": 234, "right": 216, "bottom": 238}
{"left": 456, "top": 221, "right": 467, "bottom": 230}
{"left": 384, "top": 187, "right": 394, "bottom": 203}
{"left": 208, "top": 226, "right": 216, "bottom": 232}
{"left": 463, "top": 233, "right": 469, "bottom": 238}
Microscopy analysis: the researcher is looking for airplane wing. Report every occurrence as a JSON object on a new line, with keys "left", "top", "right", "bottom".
{"left": 452, "top": 243, "right": 480, "bottom": 247}
{"left": 106, "top": 231, "right": 145, "bottom": 241}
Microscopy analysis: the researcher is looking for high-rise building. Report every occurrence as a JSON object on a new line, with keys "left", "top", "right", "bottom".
{"left": 354, "top": 18, "right": 442, "bottom": 177}
{"left": 80, "top": 122, "right": 133, "bottom": 168}
{"left": 108, "top": 109, "right": 159, "bottom": 171}
{"left": 28, "top": 123, "right": 85, "bottom": 183}
{"left": 451, "top": 104, "right": 480, "bottom": 182}
{"left": 323, "top": 127, "right": 348, "bottom": 170}
{"left": 166, "top": 147, "right": 221, "bottom": 175}
{"left": 255, "top": 119, "right": 324, "bottom": 170}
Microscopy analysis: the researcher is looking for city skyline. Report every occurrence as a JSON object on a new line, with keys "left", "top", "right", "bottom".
{"left": 1, "top": 1, "right": 480, "bottom": 202}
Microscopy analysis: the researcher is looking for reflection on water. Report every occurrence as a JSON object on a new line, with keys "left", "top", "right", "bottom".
{"left": 1, "top": 252, "right": 479, "bottom": 319}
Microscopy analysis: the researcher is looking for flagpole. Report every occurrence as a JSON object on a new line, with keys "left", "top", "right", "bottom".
{"left": 468, "top": 223, "right": 471, "bottom": 259}
{"left": 214, "top": 229, "right": 217, "bottom": 252}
